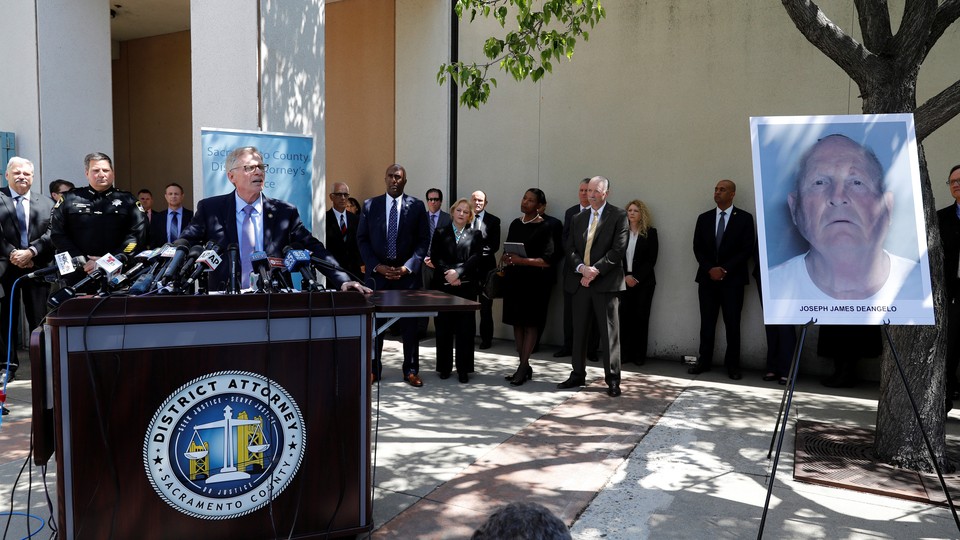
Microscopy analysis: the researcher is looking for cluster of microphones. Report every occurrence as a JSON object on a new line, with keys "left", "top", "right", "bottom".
{"left": 32, "top": 239, "right": 346, "bottom": 309}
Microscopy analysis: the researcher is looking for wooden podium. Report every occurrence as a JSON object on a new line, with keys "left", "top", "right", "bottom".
{"left": 36, "top": 292, "right": 375, "bottom": 539}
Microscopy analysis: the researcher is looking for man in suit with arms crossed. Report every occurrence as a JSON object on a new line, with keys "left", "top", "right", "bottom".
{"left": 0, "top": 157, "right": 54, "bottom": 382}
{"left": 325, "top": 181, "right": 363, "bottom": 280}
{"left": 471, "top": 190, "right": 500, "bottom": 349}
{"left": 149, "top": 182, "right": 193, "bottom": 247}
{"left": 180, "top": 146, "right": 368, "bottom": 293}
{"left": 558, "top": 176, "right": 629, "bottom": 397}
{"left": 357, "top": 164, "right": 431, "bottom": 386}
{"left": 690, "top": 179, "right": 755, "bottom": 380}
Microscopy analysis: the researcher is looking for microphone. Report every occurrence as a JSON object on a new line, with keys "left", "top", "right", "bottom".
{"left": 48, "top": 253, "right": 127, "bottom": 308}
{"left": 128, "top": 262, "right": 160, "bottom": 295}
{"left": 26, "top": 252, "right": 82, "bottom": 279}
{"left": 250, "top": 251, "right": 275, "bottom": 293}
{"left": 184, "top": 245, "right": 223, "bottom": 286}
{"left": 308, "top": 252, "right": 363, "bottom": 283}
{"left": 177, "top": 244, "right": 204, "bottom": 281}
{"left": 283, "top": 245, "right": 317, "bottom": 290}
{"left": 109, "top": 248, "right": 162, "bottom": 287}
{"left": 226, "top": 243, "right": 240, "bottom": 294}
{"left": 159, "top": 239, "right": 191, "bottom": 286}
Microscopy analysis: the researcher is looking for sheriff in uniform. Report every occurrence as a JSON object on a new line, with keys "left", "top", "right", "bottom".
{"left": 50, "top": 152, "right": 146, "bottom": 277}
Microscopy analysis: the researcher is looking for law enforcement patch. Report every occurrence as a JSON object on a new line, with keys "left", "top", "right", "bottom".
{"left": 143, "top": 371, "right": 306, "bottom": 520}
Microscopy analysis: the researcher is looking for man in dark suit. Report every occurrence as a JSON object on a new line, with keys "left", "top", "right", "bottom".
{"left": 0, "top": 157, "right": 55, "bottom": 381}
{"left": 470, "top": 190, "right": 500, "bottom": 349}
{"left": 357, "top": 164, "right": 431, "bottom": 386}
{"left": 555, "top": 178, "right": 591, "bottom": 358}
{"left": 179, "top": 146, "right": 368, "bottom": 293}
{"left": 690, "top": 179, "right": 755, "bottom": 380}
{"left": 324, "top": 181, "right": 363, "bottom": 280}
{"left": 420, "top": 187, "right": 452, "bottom": 335}
{"left": 558, "top": 176, "right": 629, "bottom": 397}
{"left": 939, "top": 164, "right": 960, "bottom": 400}
{"left": 149, "top": 182, "right": 193, "bottom": 247}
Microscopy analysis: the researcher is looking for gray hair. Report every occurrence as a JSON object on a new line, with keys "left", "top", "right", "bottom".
{"left": 225, "top": 146, "right": 263, "bottom": 172}
{"left": 590, "top": 175, "right": 610, "bottom": 192}
{"left": 5, "top": 156, "right": 34, "bottom": 175}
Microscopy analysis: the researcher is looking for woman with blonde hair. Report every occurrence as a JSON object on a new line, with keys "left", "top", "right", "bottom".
{"left": 620, "top": 199, "right": 658, "bottom": 365}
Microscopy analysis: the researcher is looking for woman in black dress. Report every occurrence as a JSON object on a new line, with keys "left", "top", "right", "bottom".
{"left": 501, "top": 188, "right": 554, "bottom": 386}
{"left": 619, "top": 199, "right": 658, "bottom": 365}
{"left": 430, "top": 198, "right": 482, "bottom": 383}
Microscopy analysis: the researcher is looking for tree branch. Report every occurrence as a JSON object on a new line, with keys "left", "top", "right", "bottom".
{"left": 915, "top": 78, "right": 960, "bottom": 142}
{"left": 780, "top": 0, "right": 881, "bottom": 86}
{"left": 926, "top": 0, "right": 960, "bottom": 55}
{"left": 853, "top": 0, "right": 892, "bottom": 53}
{"left": 892, "top": 0, "right": 937, "bottom": 69}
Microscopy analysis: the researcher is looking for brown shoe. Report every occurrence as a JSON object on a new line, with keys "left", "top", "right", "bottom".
{"left": 405, "top": 373, "right": 424, "bottom": 387}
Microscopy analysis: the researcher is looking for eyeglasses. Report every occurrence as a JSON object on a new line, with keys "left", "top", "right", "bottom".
{"left": 947, "top": 179, "right": 960, "bottom": 186}
{"left": 231, "top": 164, "right": 269, "bottom": 173}
{"left": 427, "top": 197, "right": 441, "bottom": 202}
{"left": 331, "top": 192, "right": 350, "bottom": 197}
{"left": 387, "top": 173, "right": 403, "bottom": 180}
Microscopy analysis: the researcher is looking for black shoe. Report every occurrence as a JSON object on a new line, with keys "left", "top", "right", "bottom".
{"left": 557, "top": 376, "right": 585, "bottom": 389}
{"left": 1, "top": 406, "right": 8, "bottom": 416}
{"left": 438, "top": 372, "right": 451, "bottom": 380}
{"left": 552, "top": 348, "right": 572, "bottom": 358}
{"left": 587, "top": 353, "right": 599, "bottom": 362}
{"left": 762, "top": 373, "right": 778, "bottom": 382}
{"left": 728, "top": 371, "right": 742, "bottom": 381}
{"left": 687, "top": 365, "right": 710, "bottom": 375}
{"left": 607, "top": 383, "right": 621, "bottom": 397}
{"left": 479, "top": 341, "right": 492, "bottom": 350}
{"left": 510, "top": 366, "right": 532, "bottom": 386}
{"left": 458, "top": 372, "right": 469, "bottom": 383}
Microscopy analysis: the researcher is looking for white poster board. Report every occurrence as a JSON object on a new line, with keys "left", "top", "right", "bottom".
{"left": 750, "top": 114, "right": 934, "bottom": 325}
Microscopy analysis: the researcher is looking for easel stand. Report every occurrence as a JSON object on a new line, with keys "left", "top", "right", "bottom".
{"left": 756, "top": 320, "right": 960, "bottom": 539}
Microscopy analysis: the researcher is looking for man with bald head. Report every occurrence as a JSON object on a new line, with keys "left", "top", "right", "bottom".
{"left": 689, "top": 179, "right": 755, "bottom": 380}
{"left": 769, "top": 134, "right": 920, "bottom": 302}
{"left": 471, "top": 190, "right": 500, "bottom": 349}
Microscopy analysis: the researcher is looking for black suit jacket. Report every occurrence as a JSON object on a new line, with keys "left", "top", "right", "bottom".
{"left": 357, "top": 193, "right": 430, "bottom": 289}
{"left": 564, "top": 204, "right": 629, "bottom": 294}
{"left": 693, "top": 206, "right": 755, "bottom": 286}
{"left": 149, "top": 208, "right": 194, "bottom": 247}
{"left": 325, "top": 208, "right": 363, "bottom": 279}
{"left": 475, "top": 211, "right": 501, "bottom": 274}
{"left": 429, "top": 225, "right": 482, "bottom": 299}
{"left": 426, "top": 210, "right": 452, "bottom": 256}
{"left": 180, "top": 191, "right": 347, "bottom": 289}
{"left": 939, "top": 203, "right": 960, "bottom": 301}
{"left": 623, "top": 228, "right": 659, "bottom": 288}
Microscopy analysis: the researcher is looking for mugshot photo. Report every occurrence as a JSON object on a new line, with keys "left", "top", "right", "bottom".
{"left": 750, "top": 114, "right": 934, "bottom": 325}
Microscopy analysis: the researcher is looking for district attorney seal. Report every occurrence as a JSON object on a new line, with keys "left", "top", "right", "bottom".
{"left": 143, "top": 371, "right": 306, "bottom": 519}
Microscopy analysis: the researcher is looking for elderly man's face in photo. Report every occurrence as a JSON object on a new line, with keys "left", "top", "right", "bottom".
{"left": 788, "top": 136, "right": 893, "bottom": 254}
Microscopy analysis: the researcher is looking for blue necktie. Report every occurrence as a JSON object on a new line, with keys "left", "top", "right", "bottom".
{"left": 716, "top": 210, "right": 726, "bottom": 251}
{"left": 169, "top": 211, "right": 179, "bottom": 243}
{"left": 241, "top": 205, "right": 256, "bottom": 285}
{"left": 387, "top": 198, "right": 398, "bottom": 260}
{"left": 14, "top": 196, "right": 28, "bottom": 248}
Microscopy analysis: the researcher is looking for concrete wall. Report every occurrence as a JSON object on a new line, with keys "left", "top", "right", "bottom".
{"left": 0, "top": 0, "right": 114, "bottom": 191}
{"left": 396, "top": 0, "right": 960, "bottom": 373}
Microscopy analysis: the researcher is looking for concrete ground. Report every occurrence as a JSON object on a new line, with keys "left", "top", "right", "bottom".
{"left": 3, "top": 340, "right": 960, "bottom": 539}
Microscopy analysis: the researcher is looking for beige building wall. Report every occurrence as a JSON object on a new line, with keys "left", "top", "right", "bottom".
{"left": 112, "top": 31, "right": 193, "bottom": 205}
{"left": 326, "top": 0, "right": 397, "bottom": 204}
{"left": 397, "top": 0, "right": 960, "bottom": 372}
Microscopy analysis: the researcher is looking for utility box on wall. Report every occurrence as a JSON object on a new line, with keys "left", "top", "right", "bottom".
{"left": 1, "top": 132, "right": 15, "bottom": 168}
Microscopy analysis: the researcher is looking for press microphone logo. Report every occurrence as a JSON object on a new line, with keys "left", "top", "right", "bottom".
{"left": 143, "top": 371, "right": 306, "bottom": 519}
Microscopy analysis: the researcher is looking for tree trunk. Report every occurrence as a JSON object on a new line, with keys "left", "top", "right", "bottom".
{"left": 873, "top": 144, "right": 951, "bottom": 472}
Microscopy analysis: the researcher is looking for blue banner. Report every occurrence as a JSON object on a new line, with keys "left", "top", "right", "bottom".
{"left": 200, "top": 128, "right": 315, "bottom": 228}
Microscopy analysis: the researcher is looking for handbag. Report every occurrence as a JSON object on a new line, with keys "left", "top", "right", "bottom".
{"left": 482, "top": 265, "right": 505, "bottom": 299}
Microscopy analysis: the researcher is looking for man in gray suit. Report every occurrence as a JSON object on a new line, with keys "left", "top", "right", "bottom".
{"left": 557, "top": 176, "right": 629, "bottom": 397}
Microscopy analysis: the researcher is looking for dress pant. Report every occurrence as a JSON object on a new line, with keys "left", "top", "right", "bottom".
{"left": 373, "top": 272, "right": 420, "bottom": 378}
{"left": 1, "top": 269, "right": 50, "bottom": 372}
{"left": 946, "top": 299, "right": 960, "bottom": 394}
{"left": 571, "top": 288, "right": 621, "bottom": 384}
{"left": 697, "top": 281, "right": 744, "bottom": 371}
{"left": 619, "top": 282, "right": 655, "bottom": 363}
{"left": 435, "top": 308, "right": 476, "bottom": 375}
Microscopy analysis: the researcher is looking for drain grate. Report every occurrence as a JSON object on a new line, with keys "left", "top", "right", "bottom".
{"left": 793, "top": 420, "right": 960, "bottom": 506}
